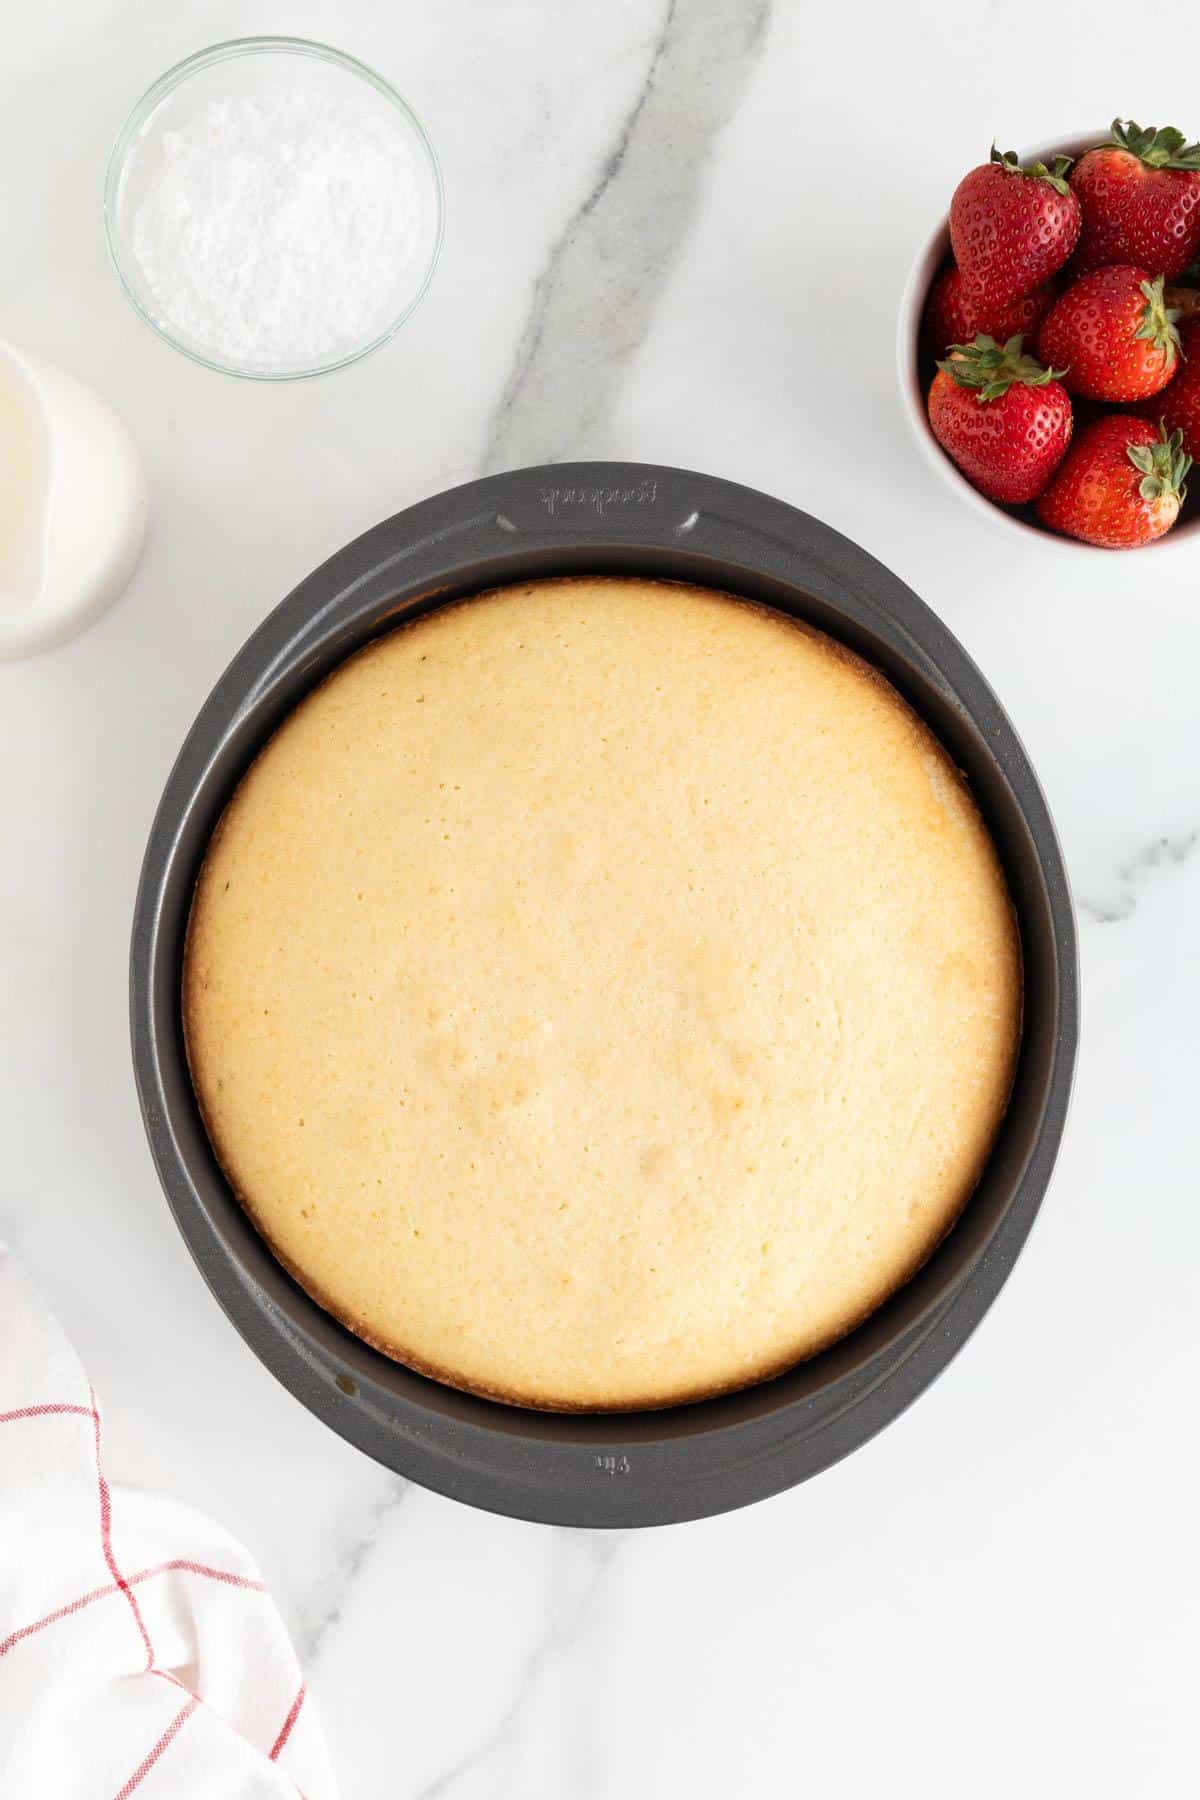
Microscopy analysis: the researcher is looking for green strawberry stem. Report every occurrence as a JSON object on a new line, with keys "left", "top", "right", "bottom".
{"left": 1136, "top": 276, "right": 1184, "bottom": 363}
{"left": 989, "top": 145, "right": 1073, "bottom": 195}
{"left": 937, "top": 334, "right": 1064, "bottom": 402}
{"left": 1165, "top": 285, "right": 1200, "bottom": 322}
{"left": 1127, "top": 425, "right": 1192, "bottom": 504}
{"left": 1108, "top": 119, "right": 1200, "bottom": 173}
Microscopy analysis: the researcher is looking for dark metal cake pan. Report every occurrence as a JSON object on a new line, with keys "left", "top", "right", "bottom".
{"left": 130, "top": 461, "right": 1078, "bottom": 1527}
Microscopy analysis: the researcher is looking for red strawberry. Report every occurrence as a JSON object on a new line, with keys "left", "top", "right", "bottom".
{"left": 928, "top": 335, "right": 1073, "bottom": 504}
{"left": 923, "top": 263, "right": 1055, "bottom": 356}
{"left": 950, "top": 149, "right": 1081, "bottom": 304}
{"left": 1071, "top": 120, "right": 1200, "bottom": 280}
{"left": 1036, "top": 417, "right": 1190, "bottom": 547}
{"left": 1142, "top": 318, "right": 1200, "bottom": 457}
{"left": 1037, "top": 266, "right": 1182, "bottom": 402}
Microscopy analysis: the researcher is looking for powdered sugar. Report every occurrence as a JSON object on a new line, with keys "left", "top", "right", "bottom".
{"left": 130, "top": 89, "right": 428, "bottom": 372}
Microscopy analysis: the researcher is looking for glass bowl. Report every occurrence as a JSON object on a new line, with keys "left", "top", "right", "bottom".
{"left": 103, "top": 37, "right": 444, "bottom": 380}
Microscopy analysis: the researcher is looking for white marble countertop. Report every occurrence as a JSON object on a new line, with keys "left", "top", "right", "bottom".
{"left": 3, "top": 2, "right": 1199, "bottom": 1794}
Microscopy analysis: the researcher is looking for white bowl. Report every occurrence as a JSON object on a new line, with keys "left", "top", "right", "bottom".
{"left": 897, "top": 130, "right": 1199, "bottom": 554}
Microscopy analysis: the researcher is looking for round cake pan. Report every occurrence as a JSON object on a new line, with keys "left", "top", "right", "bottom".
{"left": 130, "top": 462, "right": 1078, "bottom": 1528}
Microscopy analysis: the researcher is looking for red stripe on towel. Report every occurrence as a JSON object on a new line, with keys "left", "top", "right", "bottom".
{"left": 0, "top": 1402, "right": 94, "bottom": 1423}
{"left": 269, "top": 1683, "right": 307, "bottom": 1760}
{"left": 112, "top": 1697, "right": 198, "bottom": 1798}
{"left": 0, "top": 1560, "right": 267, "bottom": 1661}
{"left": 0, "top": 1577, "right": 122, "bottom": 1657}
{"left": 131, "top": 1558, "right": 266, "bottom": 1593}
{"left": 90, "top": 1389, "right": 154, "bottom": 1671}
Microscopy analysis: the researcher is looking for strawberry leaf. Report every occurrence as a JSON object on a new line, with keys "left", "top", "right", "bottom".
{"left": 988, "top": 145, "right": 1074, "bottom": 195}
{"left": 1109, "top": 119, "right": 1200, "bottom": 172}
{"left": 1135, "top": 276, "right": 1183, "bottom": 367}
{"left": 937, "top": 333, "right": 1065, "bottom": 400}
{"left": 1126, "top": 425, "right": 1192, "bottom": 503}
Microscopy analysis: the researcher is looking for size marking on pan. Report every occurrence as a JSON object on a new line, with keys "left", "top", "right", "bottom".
{"left": 593, "top": 1454, "right": 632, "bottom": 1476}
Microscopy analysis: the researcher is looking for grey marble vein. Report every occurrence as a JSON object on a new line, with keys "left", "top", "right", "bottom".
{"left": 1079, "top": 829, "right": 1200, "bottom": 925}
{"left": 483, "top": 0, "right": 770, "bottom": 473}
{"left": 293, "top": 1477, "right": 411, "bottom": 1666}
{"left": 412, "top": 1533, "right": 623, "bottom": 1800}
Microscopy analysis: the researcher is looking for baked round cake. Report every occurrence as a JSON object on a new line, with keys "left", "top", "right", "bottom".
{"left": 184, "top": 577, "right": 1020, "bottom": 1410}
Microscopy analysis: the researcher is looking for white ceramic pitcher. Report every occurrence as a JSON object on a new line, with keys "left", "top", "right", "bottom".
{"left": 0, "top": 338, "right": 147, "bottom": 658}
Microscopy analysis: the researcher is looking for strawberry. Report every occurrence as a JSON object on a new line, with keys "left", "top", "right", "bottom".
{"left": 922, "top": 262, "right": 1055, "bottom": 356}
{"left": 1141, "top": 318, "right": 1200, "bottom": 458}
{"left": 1070, "top": 120, "right": 1200, "bottom": 280}
{"left": 1037, "top": 266, "right": 1182, "bottom": 401}
{"left": 949, "top": 149, "right": 1081, "bottom": 305}
{"left": 928, "top": 335, "right": 1073, "bottom": 504}
{"left": 1036, "top": 417, "right": 1190, "bottom": 547}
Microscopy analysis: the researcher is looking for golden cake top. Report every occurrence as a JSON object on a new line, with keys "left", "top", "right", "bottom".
{"left": 184, "top": 577, "right": 1020, "bottom": 1410}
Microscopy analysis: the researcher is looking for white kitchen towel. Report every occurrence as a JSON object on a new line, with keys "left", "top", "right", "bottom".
{"left": 0, "top": 1245, "right": 337, "bottom": 1799}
